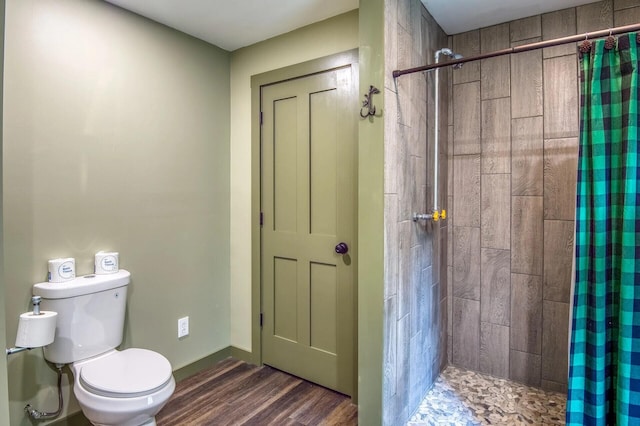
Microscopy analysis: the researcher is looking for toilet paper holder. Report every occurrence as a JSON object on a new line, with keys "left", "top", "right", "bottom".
{"left": 6, "top": 296, "right": 55, "bottom": 356}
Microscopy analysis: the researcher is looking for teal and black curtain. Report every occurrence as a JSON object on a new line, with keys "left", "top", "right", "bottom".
{"left": 566, "top": 33, "right": 640, "bottom": 425}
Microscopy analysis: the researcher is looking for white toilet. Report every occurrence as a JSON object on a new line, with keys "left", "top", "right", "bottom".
{"left": 33, "top": 270, "right": 175, "bottom": 426}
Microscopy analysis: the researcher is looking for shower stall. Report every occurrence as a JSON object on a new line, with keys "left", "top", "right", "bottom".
{"left": 380, "top": 0, "right": 631, "bottom": 424}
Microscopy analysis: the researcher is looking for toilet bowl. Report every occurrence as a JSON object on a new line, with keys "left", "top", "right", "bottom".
{"left": 71, "top": 349, "right": 176, "bottom": 426}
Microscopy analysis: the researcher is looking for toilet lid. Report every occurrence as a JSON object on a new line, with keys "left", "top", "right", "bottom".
{"left": 80, "top": 348, "right": 173, "bottom": 398}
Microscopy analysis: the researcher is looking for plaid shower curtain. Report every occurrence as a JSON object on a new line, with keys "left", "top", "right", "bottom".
{"left": 566, "top": 33, "right": 640, "bottom": 425}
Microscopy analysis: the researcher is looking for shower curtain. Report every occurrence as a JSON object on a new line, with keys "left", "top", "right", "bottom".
{"left": 566, "top": 33, "right": 640, "bottom": 425}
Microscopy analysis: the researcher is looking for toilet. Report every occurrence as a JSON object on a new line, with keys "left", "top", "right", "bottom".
{"left": 33, "top": 270, "right": 175, "bottom": 426}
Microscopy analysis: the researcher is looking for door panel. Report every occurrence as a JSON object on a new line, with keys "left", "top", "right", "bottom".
{"left": 310, "top": 262, "right": 337, "bottom": 353}
{"left": 273, "top": 97, "right": 298, "bottom": 233}
{"left": 310, "top": 89, "right": 338, "bottom": 236}
{"left": 273, "top": 257, "right": 298, "bottom": 342}
{"left": 261, "top": 65, "right": 356, "bottom": 396}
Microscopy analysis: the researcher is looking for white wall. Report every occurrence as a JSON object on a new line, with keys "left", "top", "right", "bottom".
{"left": 229, "top": 10, "right": 359, "bottom": 350}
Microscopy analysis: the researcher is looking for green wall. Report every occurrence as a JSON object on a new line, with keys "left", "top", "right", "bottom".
{"left": 3, "top": 1, "right": 230, "bottom": 424}
{"left": 358, "top": 0, "right": 385, "bottom": 424}
{"left": 0, "top": 0, "right": 9, "bottom": 423}
{"left": 1, "top": 2, "right": 387, "bottom": 424}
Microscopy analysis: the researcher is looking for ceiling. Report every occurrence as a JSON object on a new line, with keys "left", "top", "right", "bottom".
{"left": 423, "top": 0, "right": 598, "bottom": 35}
{"left": 103, "top": 0, "right": 359, "bottom": 51}
{"left": 104, "top": 0, "right": 599, "bottom": 52}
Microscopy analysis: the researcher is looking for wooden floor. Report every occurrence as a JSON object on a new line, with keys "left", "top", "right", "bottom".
{"left": 156, "top": 358, "right": 358, "bottom": 425}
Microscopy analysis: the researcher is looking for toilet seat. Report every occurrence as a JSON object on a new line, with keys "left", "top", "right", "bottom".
{"left": 80, "top": 348, "right": 173, "bottom": 398}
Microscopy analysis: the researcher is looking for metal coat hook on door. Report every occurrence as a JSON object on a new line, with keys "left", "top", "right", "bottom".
{"left": 360, "top": 85, "right": 380, "bottom": 118}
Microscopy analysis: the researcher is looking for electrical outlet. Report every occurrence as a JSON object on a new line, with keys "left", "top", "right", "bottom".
{"left": 178, "top": 316, "right": 189, "bottom": 338}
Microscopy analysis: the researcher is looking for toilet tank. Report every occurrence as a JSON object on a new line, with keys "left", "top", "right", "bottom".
{"left": 33, "top": 270, "right": 130, "bottom": 365}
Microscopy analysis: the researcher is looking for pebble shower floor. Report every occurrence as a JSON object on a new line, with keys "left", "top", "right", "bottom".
{"left": 407, "top": 366, "right": 567, "bottom": 425}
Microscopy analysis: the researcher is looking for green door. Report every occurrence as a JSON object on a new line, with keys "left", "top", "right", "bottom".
{"left": 261, "top": 65, "right": 356, "bottom": 396}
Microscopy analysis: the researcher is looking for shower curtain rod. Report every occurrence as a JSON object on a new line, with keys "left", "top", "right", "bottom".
{"left": 392, "top": 22, "right": 640, "bottom": 78}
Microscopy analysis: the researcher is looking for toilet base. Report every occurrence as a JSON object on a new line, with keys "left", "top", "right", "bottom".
{"left": 89, "top": 416, "right": 157, "bottom": 426}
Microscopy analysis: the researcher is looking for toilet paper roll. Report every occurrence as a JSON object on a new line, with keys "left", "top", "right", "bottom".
{"left": 15, "top": 311, "right": 58, "bottom": 348}
{"left": 48, "top": 258, "right": 75, "bottom": 283}
{"left": 95, "top": 251, "right": 119, "bottom": 274}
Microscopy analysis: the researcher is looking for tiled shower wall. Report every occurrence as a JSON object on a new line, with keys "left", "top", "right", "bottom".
{"left": 383, "top": 0, "right": 449, "bottom": 423}
{"left": 447, "top": 0, "right": 640, "bottom": 393}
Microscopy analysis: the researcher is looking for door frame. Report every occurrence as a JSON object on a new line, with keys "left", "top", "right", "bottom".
{"left": 250, "top": 49, "right": 359, "bottom": 397}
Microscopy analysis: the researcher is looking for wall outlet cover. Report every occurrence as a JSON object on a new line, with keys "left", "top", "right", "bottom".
{"left": 178, "top": 316, "right": 189, "bottom": 338}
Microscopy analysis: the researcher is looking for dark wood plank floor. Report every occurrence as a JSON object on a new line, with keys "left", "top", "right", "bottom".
{"left": 156, "top": 358, "right": 358, "bottom": 425}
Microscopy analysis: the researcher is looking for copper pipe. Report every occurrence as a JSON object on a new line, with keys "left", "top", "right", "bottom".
{"left": 393, "top": 22, "right": 640, "bottom": 78}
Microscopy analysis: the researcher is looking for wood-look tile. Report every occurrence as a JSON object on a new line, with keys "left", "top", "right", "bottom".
{"left": 542, "top": 8, "right": 577, "bottom": 59}
{"left": 453, "top": 82, "right": 481, "bottom": 155}
{"left": 511, "top": 36, "right": 542, "bottom": 48}
{"left": 512, "top": 196, "right": 543, "bottom": 275}
{"left": 383, "top": 296, "right": 397, "bottom": 400}
{"left": 512, "top": 117, "right": 543, "bottom": 196}
{"left": 511, "top": 50, "right": 543, "bottom": 118}
{"left": 481, "top": 248, "right": 511, "bottom": 326}
{"left": 542, "top": 379, "right": 568, "bottom": 394}
{"left": 412, "top": 85, "right": 433, "bottom": 164}
{"left": 396, "top": 313, "right": 411, "bottom": 417}
{"left": 541, "top": 301, "right": 569, "bottom": 385}
{"left": 409, "top": 77, "right": 426, "bottom": 158}
{"left": 453, "top": 154, "right": 480, "bottom": 227}
{"left": 480, "top": 24, "right": 510, "bottom": 100}
{"left": 614, "top": 6, "right": 640, "bottom": 25}
{"left": 615, "top": 0, "right": 640, "bottom": 10}
{"left": 481, "top": 98, "right": 511, "bottom": 174}
{"left": 480, "top": 56, "right": 511, "bottom": 101}
{"left": 480, "top": 322, "right": 510, "bottom": 378}
{"left": 408, "top": 0, "right": 423, "bottom": 56}
{"left": 397, "top": 0, "right": 411, "bottom": 32}
{"left": 543, "top": 220, "right": 574, "bottom": 303}
{"left": 544, "top": 137, "right": 579, "bottom": 220}
{"left": 511, "top": 273, "right": 543, "bottom": 354}
{"left": 395, "top": 124, "right": 409, "bottom": 218}
{"left": 384, "top": 89, "right": 400, "bottom": 194}
{"left": 447, "top": 265, "right": 453, "bottom": 336}
{"left": 447, "top": 198, "right": 453, "bottom": 265}
{"left": 577, "top": 0, "right": 614, "bottom": 33}
{"left": 510, "top": 350, "right": 542, "bottom": 387}
{"left": 385, "top": 0, "right": 399, "bottom": 91}
{"left": 410, "top": 156, "right": 425, "bottom": 223}
{"left": 398, "top": 220, "right": 412, "bottom": 319}
{"left": 384, "top": 195, "right": 399, "bottom": 299}
{"left": 411, "top": 245, "right": 424, "bottom": 337}
{"left": 440, "top": 226, "right": 448, "bottom": 300}
{"left": 510, "top": 15, "right": 542, "bottom": 42}
{"left": 157, "top": 359, "right": 357, "bottom": 426}
{"left": 419, "top": 266, "right": 434, "bottom": 337}
{"left": 453, "top": 226, "right": 481, "bottom": 301}
{"left": 452, "top": 297, "right": 480, "bottom": 370}
{"left": 452, "top": 30, "right": 480, "bottom": 84}
{"left": 397, "top": 27, "right": 414, "bottom": 128}
{"left": 409, "top": 333, "right": 424, "bottom": 412}
{"left": 481, "top": 174, "right": 511, "bottom": 249}
{"left": 447, "top": 125, "right": 453, "bottom": 193}
{"left": 448, "top": 72, "right": 453, "bottom": 126}
{"left": 439, "top": 299, "right": 449, "bottom": 372}
{"left": 544, "top": 55, "right": 578, "bottom": 140}
{"left": 481, "top": 23, "right": 511, "bottom": 52}
{"left": 431, "top": 282, "right": 440, "bottom": 350}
